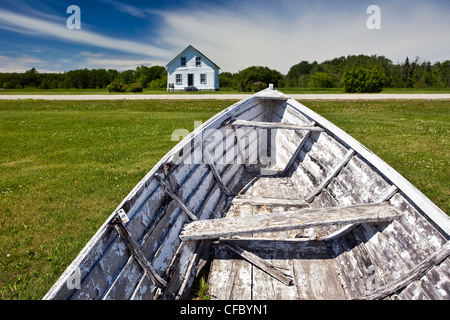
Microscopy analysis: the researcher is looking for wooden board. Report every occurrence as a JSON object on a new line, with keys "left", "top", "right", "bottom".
{"left": 180, "top": 202, "right": 402, "bottom": 241}
{"left": 227, "top": 119, "right": 323, "bottom": 131}
{"left": 231, "top": 197, "right": 309, "bottom": 207}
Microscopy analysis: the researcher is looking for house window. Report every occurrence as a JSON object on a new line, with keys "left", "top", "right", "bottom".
{"left": 181, "top": 57, "right": 186, "bottom": 66}
{"left": 176, "top": 74, "right": 182, "bottom": 84}
{"left": 200, "top": 74, "right": 206, "bottom": 84}
{"left": 196, "top": 57, "right": 201, "bottom": 67}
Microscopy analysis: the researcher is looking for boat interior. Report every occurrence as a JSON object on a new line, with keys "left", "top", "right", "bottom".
{"left": 44, "top": 90, "right": 450, "bottom": 300}
{"left": 200, "top": 96, "right": 449, "bottom": 300}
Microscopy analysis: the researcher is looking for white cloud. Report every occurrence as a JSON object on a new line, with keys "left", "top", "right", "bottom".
{"left": 100, "top": 0, "right": 149, "bottom": 19}
{"left": 152, "top": 0, "right": 450, "bottom": 73}
{"left": 0, "top": 8, "right": 172, "bottom": 60}
{"left": 0, "top": 55, "right": 47, "bottom": 72}
{"left": 83, "top": 56, "right": 155, "bottom": 71}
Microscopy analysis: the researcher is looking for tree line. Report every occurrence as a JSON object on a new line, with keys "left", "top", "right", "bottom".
{"left": 0, "top": 65, "right": 167, "bottom": 92}
{"left": 221, "top": 55, "right": 450, "bottom": 92}
{"left": 1, "top": 55, "right": 449, "bottom": 93}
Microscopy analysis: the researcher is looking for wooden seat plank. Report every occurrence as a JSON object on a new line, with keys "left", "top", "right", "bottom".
{"left": 180, "top": 202, "right": 402, "bottom": 241}
{"left": 227, "top": 119, "right": 324, "bottom": 131}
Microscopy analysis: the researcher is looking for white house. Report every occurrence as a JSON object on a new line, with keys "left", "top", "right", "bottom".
{"left": 166, "top": 45, "right": 220, "bottom": 91}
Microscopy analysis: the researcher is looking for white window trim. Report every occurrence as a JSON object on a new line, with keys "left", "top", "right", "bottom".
{"left": 200, "top": 74, "right": 206, "bottom": 84}
{"left": 176, "top": 74, "right": 182, "bottom": 84}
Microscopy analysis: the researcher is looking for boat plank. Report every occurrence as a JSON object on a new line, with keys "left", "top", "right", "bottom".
{"left": 165, "top": 191, "right": 227, "bottom": 300}
{"left": 102, "top": 200, "right": 180, "bottom": 300}
{"left": 345, "top": 156, "right": 392, "bottom": 200}
{"left": 293, "top": 258, "right": 346, "bottom": 300}
{"left": 263, "top": 176, "right": 302, "bottom": 200}
{"left": 202, "top": 143, "right": 232, "bottom": 197}
{"left": 231, "top": 197, "right": 308, "bottom": 208}
{"left": 114, "top": 223, "right": 167, "bottom": 287}
{"left": 390, "top": 193, "right": 448, "bottom": 249}
{"left": 144, "top": 186, "right": 227, "bottom": 300}
{"left": 282, "top": 130, "right": 313, "bottom": 174}
{"left": 155, "top": 174, "right": 198, "bottom": 221}
{"left": 396, "top": 281, "right": 431, "bottom": 300}
{"left": 62, "top": 185, "right": 168, "bottom": 299}
{"left": 304, "top": 149, "right": 355, "bottom": 203}
{"left": 358, "top": 242, "right": 450, "bottom": 300}
{"left": 331, "top": 238, "right": 366, "bottom": 299}
{"left": 353, "top": 223, "right": 410, "bottom": 283}
{"left": 299, "top": 139, "right": 334, "bottom": 175}
{"left": 416, "top": 266, "right": 450, "bottom": 300}
{"left": 306, "top": 131, "right": 348, "bottom": 171}
{"left": 228, "top": 119, "right": 323, "bottom": 131}
{"left": 152, "top": 173, "right": 216, "bottom": 272}
{"left": 180, "top": 202, "right": 402, "bottom": 241}
{"left": 283, "top": 104, "right": 315, "bottom": 125}
{"left": 105, "top": 169, "right": 217, "bottom": 299}
{"left": 328, "top": 166, "right": 375, "bottom": 206}
{"left": 208, "top": 204, "right": 254, "bottom": 300}
{"left": 251, "top": 255, "right": 298, "bottom": 300}
{"left": 208, "top": 242, "right": 253, "bottom": 299}
{"left": 221, "top": 240, "right": 293, "bottom": 286}
{"left": 289, "top": 162, "right": 318, "bottom": 197}
{"left": 232, "top": 101, "right": 266, "bottom": 123}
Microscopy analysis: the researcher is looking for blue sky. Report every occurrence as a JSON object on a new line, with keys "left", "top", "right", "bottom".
{"left": 0, "top": 0, "right": 449, "bottom": 74}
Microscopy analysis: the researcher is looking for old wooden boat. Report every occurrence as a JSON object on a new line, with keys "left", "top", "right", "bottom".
{"left": 44, "top": 86, "right": 450, "bottom": 300}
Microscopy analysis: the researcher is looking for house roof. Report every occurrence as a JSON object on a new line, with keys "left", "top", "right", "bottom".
{"left": 166, "top": 45, "right": 220, "bottom": 70}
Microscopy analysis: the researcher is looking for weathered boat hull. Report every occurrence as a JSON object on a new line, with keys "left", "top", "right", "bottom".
{"left": 44, "top": 87, "right": 450, "bottom": 300}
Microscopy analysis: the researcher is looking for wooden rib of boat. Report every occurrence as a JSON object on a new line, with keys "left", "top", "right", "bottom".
{"left": 44, "top": 86, "right": 450, "bottom": 300}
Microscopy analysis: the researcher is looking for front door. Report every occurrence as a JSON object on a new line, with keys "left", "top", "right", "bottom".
{"left": 188, "top": 74, "right": 194, "bottom": 87}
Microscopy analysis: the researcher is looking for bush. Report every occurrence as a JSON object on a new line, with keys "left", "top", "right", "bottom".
{"left": 129, "top": 82, "right": 143, "bottom": 92}
{"left": 307, "top": 72, "right": 334, "bottom": 88}
{"left": 148, "top": 76, "right": 167, "bottom": 90}
{"left": 107, "top": 80, "right": 126, "bottom": 92}
{"left": 341, "top": 65, "right": 387, "bottom": 93}
{"left": 251, "top": 81, "right": 267, "bottom": 92}
{"left": 219, "top": 72, "right": 234, "bottom": 87}
{"left": 234, "top": 66, "right": 284, "bottom": 92}
{"left": 107, "top": 81, "right": 144, "bottom": 92}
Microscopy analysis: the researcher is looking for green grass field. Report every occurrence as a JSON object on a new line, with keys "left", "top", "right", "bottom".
{"left": 0, "top": 99, "right": 448, "bottom": 299}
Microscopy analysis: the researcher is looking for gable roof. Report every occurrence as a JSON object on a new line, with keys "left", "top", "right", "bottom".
{"left": 166, "top": 45, "right": 220, "bottom": 70}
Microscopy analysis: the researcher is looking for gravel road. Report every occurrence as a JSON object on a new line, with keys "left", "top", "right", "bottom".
{"left": 0, "top": 94, "right": 449, "bottom": 100}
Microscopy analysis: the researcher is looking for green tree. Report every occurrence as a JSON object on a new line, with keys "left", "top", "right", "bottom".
{"left": 436, "top": 60, "right": 450, "bottom": 88}
{"left": 219, "top": 72, "right": 234, "bottom": 87}
{"left": 135, "top": 65, "right": 166, "bottom": 87}
{"left": 307, "top": 72, "right": 334, "bottom": 88}
{"left": 286, "top": 61, "right": 315, "bottom": 87}
{"left": 119, "top": 70, "right": 136, "bottom": 85}
{"left": 148, "top": 76, "right": 167, "bottom": 89}
{"left": 23, "top": 68, "right": 39, "bottom": 87}
{"left": 341, "top": 65, "right": 387, "bottom": 93}
{"left": 234, "top": 66, "right": 284, "bottom": 92}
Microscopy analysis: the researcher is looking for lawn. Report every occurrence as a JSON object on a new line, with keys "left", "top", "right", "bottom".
{"left": 0, "top": 99, "right": 448, "bottom": 299}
